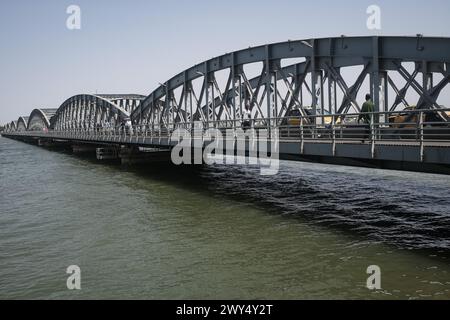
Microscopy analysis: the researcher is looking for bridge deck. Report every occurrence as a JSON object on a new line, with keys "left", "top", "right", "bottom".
{"left": 3, "top": 131, "right": 450, "bottom": 172}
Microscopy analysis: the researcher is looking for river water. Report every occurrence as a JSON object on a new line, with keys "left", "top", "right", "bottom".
{"left": 0, "top": 136, "right": 449, "bottom": 299}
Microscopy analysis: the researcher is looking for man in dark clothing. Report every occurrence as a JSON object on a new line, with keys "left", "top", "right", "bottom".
{"left": 358, "top": 94, "right": 374, "bottom": 124}
{"left": 358, "top": 94, "right": 374, "bottom": 142}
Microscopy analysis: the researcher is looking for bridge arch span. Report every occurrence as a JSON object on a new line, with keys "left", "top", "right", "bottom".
{"left": 17, "top": 117, "right": 29, "bottom": 132}
{"left": 27, "top": 108, "right": 57, "bottom": 131}
{"left": 131, "top": 36, "right": 450, "bottom": 128}
{"left": 51, "top": 94, "right": 146, "bottom": 130}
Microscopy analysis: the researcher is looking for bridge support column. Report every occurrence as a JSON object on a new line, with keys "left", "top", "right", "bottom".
{"left": 96, "top": 146, "right": 120, "bottom": 161}
{"left": 72, "top": 144, "right": 97, "bottom": 155}
{"left": 119, "top": 146, "right": 172, "bottom": 165}
{"left": 38, "top": 139, "right": 70, "bottom": 149}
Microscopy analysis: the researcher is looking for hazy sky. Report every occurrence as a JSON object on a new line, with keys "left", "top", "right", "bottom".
{"left": 1, "top": 0, "right": 450, "bottom": 124}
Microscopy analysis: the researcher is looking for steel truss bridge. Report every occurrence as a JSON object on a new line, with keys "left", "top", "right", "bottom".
{"left": 2, "top": 36, "right": 450, "bottom": 174}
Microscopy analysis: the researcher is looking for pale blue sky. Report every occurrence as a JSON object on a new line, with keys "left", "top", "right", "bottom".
{"left": 1, "top": 0, "right": 450, "bottom": 124}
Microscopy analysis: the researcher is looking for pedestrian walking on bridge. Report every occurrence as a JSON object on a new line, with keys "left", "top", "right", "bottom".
{"left": 358, "top": 94, "right": 374, "bottom": 143}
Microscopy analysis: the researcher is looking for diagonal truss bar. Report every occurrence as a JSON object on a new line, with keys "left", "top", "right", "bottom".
{"left": 278, "top": 65, "right": 310, "bottom": 119}
{"left": 388, "top": 74, "right": 411, "bottom": 111}
{"left": 241, "top": 70, "right": 266, "bottom": 122}
{"left": 324, "top": 62, "right": 367, "bottom": 114}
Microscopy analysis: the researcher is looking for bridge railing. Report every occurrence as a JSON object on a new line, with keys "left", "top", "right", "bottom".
{"left": 6, "top": 109, "right": 450, "bottom": 147}
{"left": 121, "top": 108, "right": 450, "bottom": 143}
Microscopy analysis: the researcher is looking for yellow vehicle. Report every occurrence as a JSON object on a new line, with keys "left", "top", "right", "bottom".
{"left": 389, "top": 106, "right": 450, "bottom": 128}
{"left": 283, "top": 108, "right": 341, "bottom": 126}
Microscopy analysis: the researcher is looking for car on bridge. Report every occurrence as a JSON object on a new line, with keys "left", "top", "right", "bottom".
{"left": 388, "top": 106, "right": 450, "bottom": 125}
{"left": 387, "top": 106, "right": 450, "bottom": 140}
{"left": 280, "top": 108, "right": 363, "bottom": 140}
{"left": 281, "top": 107, "right": 337, "bottom": 127}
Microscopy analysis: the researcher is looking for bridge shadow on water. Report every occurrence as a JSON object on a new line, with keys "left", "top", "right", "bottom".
{"left": 113, "top": 160, "right": 450, "bottom": 260}
{"left": 43, "top": 145, "right": 450, "bottom": 261}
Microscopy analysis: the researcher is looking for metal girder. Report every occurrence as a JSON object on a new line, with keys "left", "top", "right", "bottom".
{"left": 132, "top": 36, "right": 450, "bottom": 123}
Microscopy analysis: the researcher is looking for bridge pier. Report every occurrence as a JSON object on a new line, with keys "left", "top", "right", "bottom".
{"left": 38, "top": 139, "right": 71, "bottom": 150}
{"left": 119, "top": 146, "right": 171, "bottom": 165}
{"left": 72, "top": 144, "right": 98, "bottom": 155}
{"left": 96, "top": 146, "right": 120, "bottom": 161}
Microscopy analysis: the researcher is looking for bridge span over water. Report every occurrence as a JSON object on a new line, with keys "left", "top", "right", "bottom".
{"left": 2, "top": 36, "right": 450, "bottom": 174}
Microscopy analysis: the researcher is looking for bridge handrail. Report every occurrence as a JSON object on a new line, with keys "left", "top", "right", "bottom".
{"left": 5, "top": 108, "right": 450, "bottom": 147}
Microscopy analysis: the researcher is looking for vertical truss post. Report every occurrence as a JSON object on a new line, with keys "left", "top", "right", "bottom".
{"left": 188, "top": 83, "right": 194, "bottom": 131}
{"left": 92, "top": 101, "right": 96, "bottom": 132}
{"left": 238, "top": 75, "right": 243, "bottom": 126}
{"left": 372, "top": 37, "right": 381, "bottom": 126}
{"left": 139, "top": 99, "right": 143, "bottom": 126}
{"left": 311, "top": 39, "right": 317, "bottom": 119}
{"left": 267, "top": 71, "right": 276, "bottom": 130}
{"left": 74, "top": 102, "right": 78, "bottom": 130}
{"left": 63, "top": 103, "right": 70, "bottom": 130}
{"left": 328, "top": 74, "right": 337, "bottom": 114}
{"left": 90, "top": 99, "right": 95, "bottom": 131}
{"left": 300, "top": 116, "right": 304, "bottom": 154}
{"left": 265, "top": 45, "right": 272, "bottom": 131}
{"left": 164, "top": 83, "right": 170, "bottom": 134}
{"left": 96, "top": 101, "right": 101, "bottom": 131}
{"left": 233, "top": 71, "right": 243, "bottom": 130}
{"left": 63, "top": 105, "right": 67, "bottom": 130}
{"left": 171, "top": 92, "right": 175, "bottom": 131}
{"left": 78, "top": 97, "right": 82, "bottom": 130}
{"left": 273, "top": 66, "right": 279, "bottom": 125}
{"left": 210, "top": 75, "right": 216, "bottom": 127}
{"left": 294, "top": 63, "right": 304, "bottom": 108}
{"left": 183, "top": 72, "right": 188, "bottom": 129}
{"left": 332, "top": 115, "right": 336, "bottom": 156}
{"left": 79, "top": 98, "right": 83, "bottom": 130}
{"left": 70, "top": 106, "right": 73, "bottom": 130}
{"left": 314, "top": 70, "right": 324, "bottom": 125}
{"left": 319, "top": 70, "right": 325, "bottom": 116}
{"left": 379, "top": 71, "right": 388, "bottom": 124}
{"left": 371, "top": 113, "right": 375, "bottom": 158}
{"left": 183, "top": 75, "right": 189, "bottom": 129}
{"left": 64, "top": 107, "right": 68, "bottom": 130}
{"left": 61, "top": 108, "right": 65, "bottom": 130}
{"left": 80, "top": 98, "right": 84, "bottom": 130}
{"left": 419, "top": 111, "right": 424, "bottom": 162}
{"left": 87, "top": 99, "right": 91, "bottom": 132}
{"left": 74, "top": 100, "right": 77, "bottom": 130}
{"left": 84, "top": 97, "right": 89, "bottom": 131}
{"left": 70, "top": 105, "right": 74, "bottom": 130}
{"left": 150, "top": 97, "right": 156, "bottom": 138}
{"left": 70, "top": 103, "right": 74, "bottom": 130}
{"left": 231, "top": 53, "right": 237, "bottom": 131}
{"left": 299, "top": 79, "right": 303, "bottom": 107}
{"left": 204, "top": 61, "right": 210, "bottom": 130}
{"left": 422, "top": 61, "right": 433, "bottom": 94}
{"left": 328, "top": 38, "right": 337, "bottom": 114}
